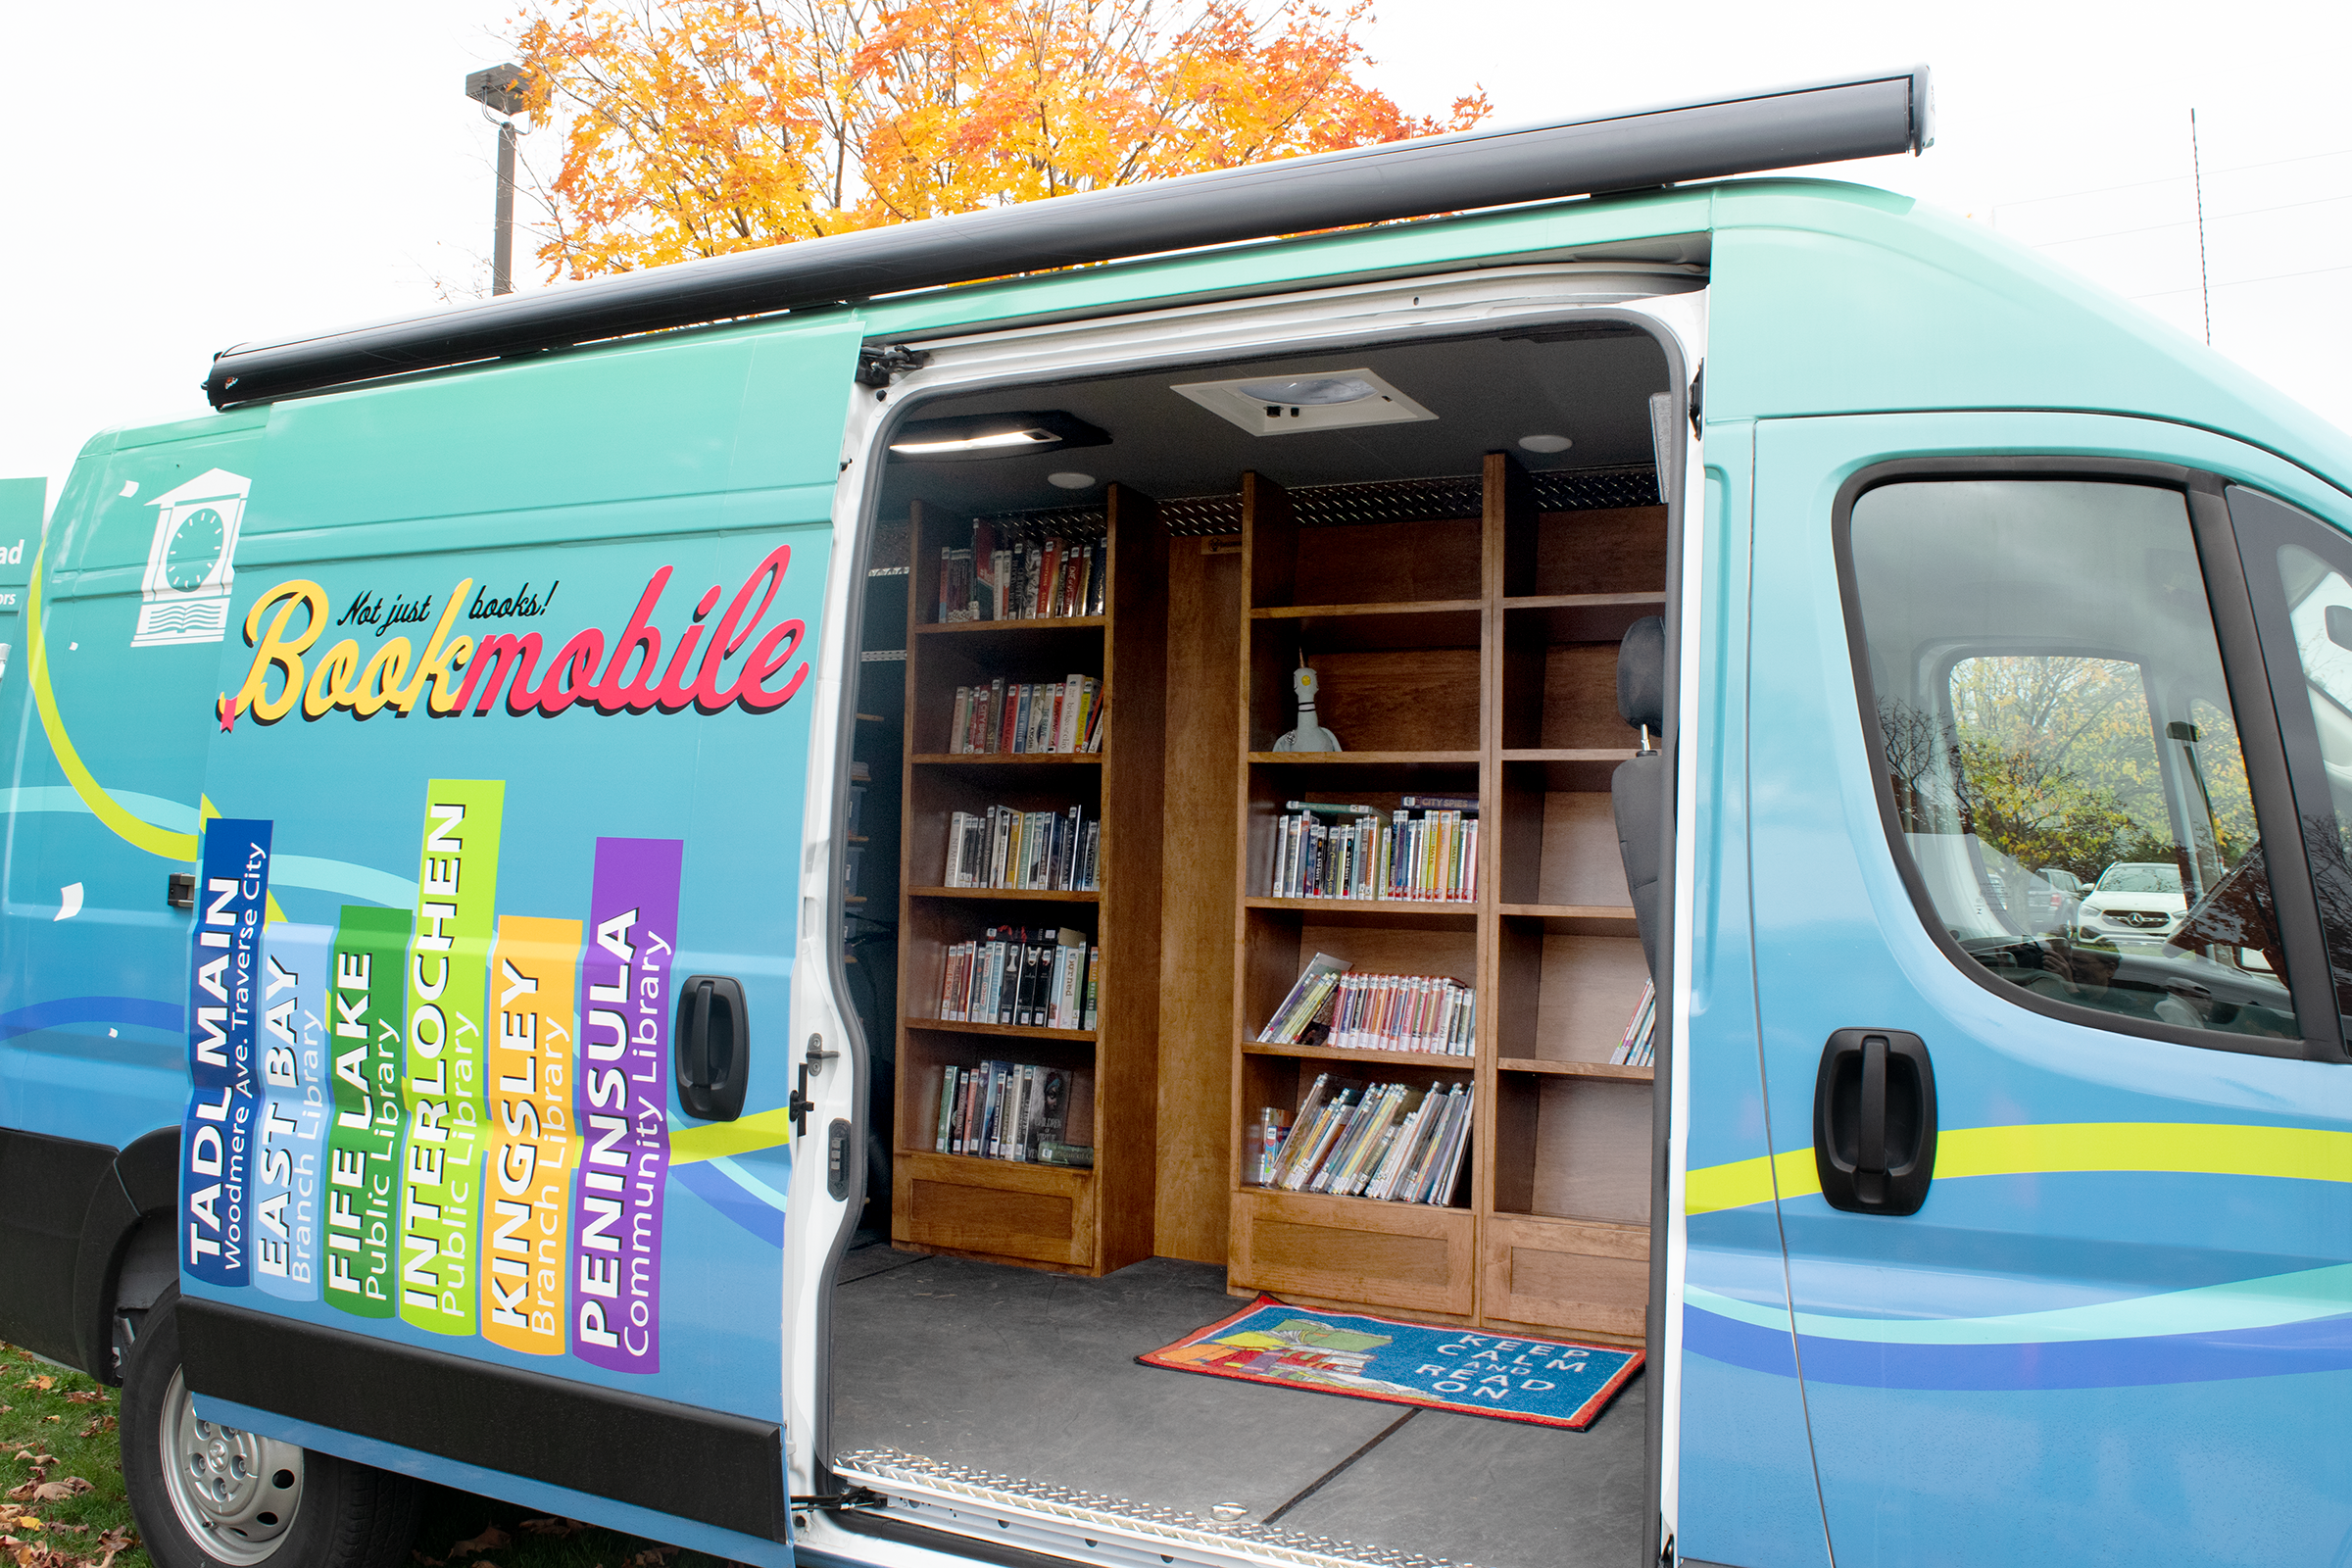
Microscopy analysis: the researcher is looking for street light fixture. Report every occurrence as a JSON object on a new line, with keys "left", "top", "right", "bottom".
{"left": 464, "top": 64, "right": 534, "bottom": 296}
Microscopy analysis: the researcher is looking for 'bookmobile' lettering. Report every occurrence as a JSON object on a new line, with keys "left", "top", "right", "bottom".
{"left": 219, "top": 546, "right": 808, "bottom": 729}
{"left": 183, "top": 819, "right": 271, "bottom": 1286}
{"left": 400, "top": 781, "right": 506, "bottom": 1336}
{"left": 570, "top": 838, "right": 682, "bottom": 1373}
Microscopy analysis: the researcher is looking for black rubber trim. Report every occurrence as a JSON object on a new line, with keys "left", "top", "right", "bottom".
{"left": 177, "top": 1298, "right": 787, "bottom": 1542}
{"left": 0, "top": 1126, "right": 119, "bottom": 1368}
{"left": 201, "top": 68, "right": 1926, "bottom": 407}
{"left": 1829, "top": 455, "right": 2335, "bottom": 1062}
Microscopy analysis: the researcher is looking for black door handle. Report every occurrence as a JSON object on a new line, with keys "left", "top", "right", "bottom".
{"left": 673, "top": 974, "right": 748, "bottom": 1121}
{"left": 1813, "top": 1029, "right": 1936, "bottom": 1215}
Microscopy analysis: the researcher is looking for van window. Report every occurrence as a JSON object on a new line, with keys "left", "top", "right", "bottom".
{"left": 2225, "top": 482, "right": 2352, "bottom": 1027}
{"left": 1846, "top": 477, "right": 2296, "bottom": 1045}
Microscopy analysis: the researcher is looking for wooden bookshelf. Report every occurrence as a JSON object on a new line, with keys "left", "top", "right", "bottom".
{"left": 892, "top": 491, "right": 1167, "bottom": 1274}
{"left": 1227, "top": 455, "right": 1661, "bottom": 1343}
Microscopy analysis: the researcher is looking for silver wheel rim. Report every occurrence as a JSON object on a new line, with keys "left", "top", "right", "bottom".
{"left": 159, "top": 1367, "right": 305, "bottom": 1566}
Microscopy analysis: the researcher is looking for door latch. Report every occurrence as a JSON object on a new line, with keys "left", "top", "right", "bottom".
{"left": 1812, "top": 1029, "right": 1936, "bottom": 1215}
{"left": 790, "top": 1032, "right": 838, "bottom": 1137}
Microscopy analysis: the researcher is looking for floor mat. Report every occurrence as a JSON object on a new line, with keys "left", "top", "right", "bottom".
{"left": 1139, "top": 1294, "right": 1642, "bottom": 1430}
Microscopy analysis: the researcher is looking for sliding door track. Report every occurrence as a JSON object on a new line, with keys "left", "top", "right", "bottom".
{"left": 830, "top": 1449, "right": 1469, "bottom": 1568}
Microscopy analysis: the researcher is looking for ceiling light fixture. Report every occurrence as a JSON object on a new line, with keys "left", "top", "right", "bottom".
{"left": 1048, "top": 472, "right": 1097, "bottom": 489}
{"left": 1518, "top": 434, "right": 1573, "bottom": 453}
{"left": 886, "top": 410, "right": 1110, "bottom": 461}
{"left": 892, "top": 428, "right": 1055, "bottom": 456}
{"left": 1171, "top": 368, "right": 1435, "bottom": 437}
{"left": 1234, "top": 375, "right": 1379, "bottom": 407}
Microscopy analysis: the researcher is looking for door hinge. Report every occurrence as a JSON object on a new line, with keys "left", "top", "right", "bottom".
{"left": 855, "top": 344, "right": 929, "bottom": 388}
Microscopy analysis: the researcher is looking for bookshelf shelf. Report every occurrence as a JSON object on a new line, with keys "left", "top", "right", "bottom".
{"left": 909, "top": 886, "right": 1101, "bottom": 904}
{"left": 911, "top": 753, "right": 1104, "bottom": 766}
{"left": 906, "top": 1018, "right": 1099, "bottom": 1043}
{"left": 1497, "top": 1056, "right": 1654, "bottom": 1082}
{"left": 1226, "top": 453, "right": 1664, "bottom": 1344}
{"left": 1246, "top": 751, "right": 1481, "bottom": 766}
{"left": 1242, "top": 1040, "right": 1478, "bottom": 1069}
{"left": 1241, "top": 896, "right": 1478, "bottom": 928}
{"left": 914, "top": 614, "right": 1106, "bottom": 636}
{"left": 1250, "top": 599, "right": 1483, "bottom": 619}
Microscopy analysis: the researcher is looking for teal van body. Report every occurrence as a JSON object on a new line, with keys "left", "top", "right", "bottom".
{"left": 2, "top": 140, "right": 2347, "bottom": 1568}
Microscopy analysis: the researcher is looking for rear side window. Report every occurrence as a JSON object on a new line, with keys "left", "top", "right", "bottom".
{"left": 1845, "top": 477, "right": 2296, "bottom": 1046}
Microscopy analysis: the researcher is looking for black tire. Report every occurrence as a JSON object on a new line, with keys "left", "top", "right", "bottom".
{"left": 121, "top": 1286, "right": 417, "bottom": 1568}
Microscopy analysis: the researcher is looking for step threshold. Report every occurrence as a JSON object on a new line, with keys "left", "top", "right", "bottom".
{"left": 831, "top": 1448, "right": 1472, "bottom": 1568}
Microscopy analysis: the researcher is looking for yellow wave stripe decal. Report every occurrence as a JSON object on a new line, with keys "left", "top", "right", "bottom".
{"left": 668, "top": 1106, "right": 798, "bottom": 1166}
{"left": 1686, "top": 1122, "right": 2352, "bottom": 1215}
{"left": 24, "top": 549, "right": 202, "bottom": 862}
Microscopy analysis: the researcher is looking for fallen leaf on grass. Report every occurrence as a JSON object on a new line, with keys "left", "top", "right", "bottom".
{"left": 58, "top": 1395, "right": 102, "bottom": 1408}
{"left": 14, "top": 1381, "right": 51, "bottom": 1395}
{"left": 70, "top": 1420, "right": 111, "bottom": 1442}
{"left": 517, "top": 1518, "right": 588, "bottom": 1538}
{"left": 6, "top": 1480, "right": 92, "bottom": 1503}
{"left": 448, "top": 1525, "right": 510, "bottom": 1560}
{"left": 621, "top": 1548, "right": 679, "bottom": 1567}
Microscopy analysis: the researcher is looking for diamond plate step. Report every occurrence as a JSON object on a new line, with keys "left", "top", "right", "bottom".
{"left": 831, "top": 1447, "right": 1472, "bottom": 1568}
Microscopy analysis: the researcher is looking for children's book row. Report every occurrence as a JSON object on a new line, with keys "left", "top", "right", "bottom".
{"left": 1251, "top": 1074, "right": 1474, "bottom": 1205}
{"left": 1256, "top": 952, "right": 1474, "bottom": 1057}
{"left": 1612, "top": 980, "right": 1657, "bottom": 1067}
{"left": 1259, "top": 966, "right": 1476, "bottom": 1056}
{"left": 936, "top": 926, "right": 1101, "bottom": 1031}
{"left": 933, "top": 1060, "right": 1094, "bottom": 1166}
{"left": 936, "top": 521, "right": 1106, "bottom": 623}
{"left": 943, "top": 805, "right": 1101, "bottom": 892}
{"left": 951, "top": 675, "right": 1105, "bottom": 755}
{"left": 1266, "top": 801, "right": 1479, "bottom": 904}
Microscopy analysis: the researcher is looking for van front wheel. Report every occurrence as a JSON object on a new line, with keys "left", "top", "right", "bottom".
{"left": 122, "top": 1288, "right": 417, "bottom": 1568}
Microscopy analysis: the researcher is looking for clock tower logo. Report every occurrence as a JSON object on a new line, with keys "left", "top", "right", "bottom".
{"left": 135, "top": 467, "right": 250, "bottom": 647}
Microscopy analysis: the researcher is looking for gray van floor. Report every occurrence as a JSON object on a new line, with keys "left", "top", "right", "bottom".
{"left": 829, "top": 1246, "right": 1645, "bottom": 1568}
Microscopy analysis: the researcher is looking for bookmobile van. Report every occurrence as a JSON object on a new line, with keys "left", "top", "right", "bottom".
{"left": 1, "top": 66, "right": 2346, "bottom": 1568}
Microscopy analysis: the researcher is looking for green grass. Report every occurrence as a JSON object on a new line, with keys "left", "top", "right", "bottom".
{"left": 0, "top": 1345, "right": 733, "bottom": 1568}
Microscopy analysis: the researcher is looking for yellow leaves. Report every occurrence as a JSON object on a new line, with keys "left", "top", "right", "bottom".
{"left": 13, "top": 1383, "right": 49, "bottom": 1397}
{"left": 509, "top": 0, "right": 1488, "bottom": 278}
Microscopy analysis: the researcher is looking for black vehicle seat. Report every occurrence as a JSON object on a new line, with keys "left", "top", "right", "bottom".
{"left": 1612, "top": 615, "right": 1667, "bottom": 979}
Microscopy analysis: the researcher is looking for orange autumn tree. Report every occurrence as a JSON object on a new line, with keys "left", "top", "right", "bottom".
{"left": 508, "top": 0, "right": 1488, "bottom": 278}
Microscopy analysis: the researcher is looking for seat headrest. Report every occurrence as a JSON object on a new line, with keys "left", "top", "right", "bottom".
{"left": 1618, "top": 615, "right": 1667, "bottom": 734}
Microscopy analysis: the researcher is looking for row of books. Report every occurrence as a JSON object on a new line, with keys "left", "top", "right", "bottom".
{"left": 950, "top": 675, "right": 1105, "bottom": 755}
{"left": 1256, "top": 952, "right": 1476, "bottom": 1056}
{"left": 936, "top": 522, "right": 1105, "bottom": 623}
{"left": 1611, "top": 980, "right": 1657, "bottom": 1067}
{"left": 943, "top": 805, "right": 1100, "bottom": 892}
{"left": 933, "top": 1060, "right": 1093, "bottom": 1166}
{"left": 1265, "top": 799, "right": 1479, "bottom": 903}
{"left": 936, "top": 926, "right": 1100, "bottom": 1031}
{"left": 1251, "top": 1074, "right": 1473, "bottom": 1204}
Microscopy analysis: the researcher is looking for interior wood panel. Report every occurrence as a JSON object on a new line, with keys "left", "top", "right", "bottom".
{"left": 1539, "top": 793, "right": 1633, "bottom": 908}
{"left": 1525, "top": 1077, "right": 1652, "bottom": 1225}
{"left": 1156, "top": 536, "right": 1243, "bottom": 1263}
{"left": 1532, "top": 935, "right": 1651, "bottom": 1064}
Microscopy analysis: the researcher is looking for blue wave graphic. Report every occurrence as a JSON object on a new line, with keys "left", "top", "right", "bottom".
{"left": 1685, "top": 1301, "right": 2352, "bottom": 1388}
{"left": 0, "top": 996, "right": 182, "bottom": 1042}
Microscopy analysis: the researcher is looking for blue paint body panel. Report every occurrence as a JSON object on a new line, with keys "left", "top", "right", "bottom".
{"left": 3, "top": 175, "right": 2349, "bottom": 1568}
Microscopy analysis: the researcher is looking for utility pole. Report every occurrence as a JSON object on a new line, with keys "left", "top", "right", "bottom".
{"left": 465, "top": 65, "right": 535, "bottom": 297}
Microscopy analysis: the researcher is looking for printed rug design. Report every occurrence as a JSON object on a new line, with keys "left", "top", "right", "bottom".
{"left": 1138, "top": 1295, "right": 1642, "bottom": 1430}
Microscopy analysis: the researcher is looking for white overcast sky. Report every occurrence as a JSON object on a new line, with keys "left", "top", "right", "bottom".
{"left": 3, "top": 0, "right": 2346, "bottom": 508}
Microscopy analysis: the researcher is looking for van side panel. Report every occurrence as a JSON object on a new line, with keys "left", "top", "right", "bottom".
{"left": 1670, "top": 422, "right": 1834, "bottom": 1567}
